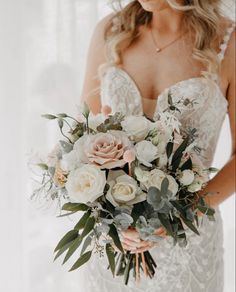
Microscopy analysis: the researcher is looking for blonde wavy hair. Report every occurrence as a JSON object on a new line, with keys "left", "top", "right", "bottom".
{"left": 101, "top": 0, "right": 232, "bottom": 79}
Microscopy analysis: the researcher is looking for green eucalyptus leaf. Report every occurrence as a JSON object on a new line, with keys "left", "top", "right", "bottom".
{"left": 58, "top": 119, "right": 64, "bottom": 129}
{"left": 62, "top": 216, "right": 95, "bottom": 264}
{"left": 206, "top": 167, "right": 219, "bottom": 173}
{"left": 166, "top": 142, "right": 174, "bottom": 159}
{"left": 74, "top": 210, "right": 92, "bottom": 231}
{"left": 124, "top": 254, "right": 132, "bottom": 285}
{"left": 59, "top": 140, "right": 73, "bottom": 153}
{"left": 57, "top": 211, "right": 77, "bottom": 218}
{"left": 80, "top": 232, "right": 94, "bottom": 256}
{"left": 161, "top": 177, "right": 169, "bottom": 195}
{"left": 69, "top": 250, "right": 92, "bottom": 272}
{"left": 106, "top": 243, "right": 116, "bottom": 277}
{"left": 180, "top": 158, "right": 193, "bottom": 171}
{"left": 41, "top": 114, "right": 57, "bottom": 120}
{"left": 108, "top": 224, "right": 124, "bottom": 253}
{"left": 54, "top": 241, "right": 75, "bottom": 261}
{"left": 181, "top": 217, "right": 200, "bottom": 236}
{"left": 62, "top": 203, "right": 89, "bottom": 212}
{"left": 54, "top": 229, "right": 78, "bottom": 252}
{"left": 158, "top": 213, "right": 174, "bottom": 237}
{"left": 147, "top": 187, "right": 164, "bottom": 211}
{"left": 37, "top": 163, "right": 49, "bottom": 171}
{"left": 171, "top": 137, "right": 189, "bottom": 171}
{"left": 57, "top": 113, "right": 68, "bottom": 118}
{"left": 170, "top": 201, "right": 186, "bottom": 218}
{"left": 81, "top": 216, "right": 96, "bottom": 238}
{"left": 63, "top": 236, "right": 82, "bottom": 264}
{"left": 197, "top": 205, "right": 215, "bottom": 216}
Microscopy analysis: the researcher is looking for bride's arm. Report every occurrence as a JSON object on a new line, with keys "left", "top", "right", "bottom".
{"left": 203, "top": 30, "right": 236, "bottom": 207}
{"left": 80, "top": 13, "right": 114, "bottom": 114}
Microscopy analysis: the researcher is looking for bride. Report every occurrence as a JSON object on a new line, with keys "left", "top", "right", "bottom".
{"left": 80, "top": 1, "right": 235, "bottom": 291}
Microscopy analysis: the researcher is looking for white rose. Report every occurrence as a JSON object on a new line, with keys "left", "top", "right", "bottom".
{"left": 135, "top": 140, "right": 159, "bottom": 167}
{"left": 106, "top": 170, "right": 146, "bottom": 207}
{"left": 144, "top": 169, "right": 179, "bottom": 197}
{"left": 61, "top": 150, "right": 82, "bottom": 172}
{"left": 179, "top": 170, "right": 195, "bottom": 186}
{"left": 121, "top": 116, "right": 150, "bottom": 142}
{"left": 65, "top": 164, "right": 106, "bottom": 203}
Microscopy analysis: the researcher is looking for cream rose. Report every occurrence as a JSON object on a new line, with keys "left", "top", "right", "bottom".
{"left": 188, "top": 181, "right": 203, "bottom": 193}
{"left": 65, "top": 164, "right": 106, "bottom": 203}
{"left": 187, "top": 176, "right": 205, "bottom": 193}
{"left": 121, "top": 116, "right": 150, "bottom": 142}
{"left": 106, "top": 170, "right": 146, "bottom": 207}
{"left": 143, "top": 169, "right": 179, "bottom": 197}
{"left": 69, "top": 131, "right": 132, "bottom": 169}
{"left": 61, "top": 150, "right": 82, "bottom": 172}
{"left": 179, "top": 170, "right": 195, "bottom": 186}
{"left": 135, "top": 140, "right": 159, "bottom": 167}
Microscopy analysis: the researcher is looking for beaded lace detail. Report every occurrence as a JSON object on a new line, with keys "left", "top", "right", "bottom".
{"left": 83, "top": 23, "right": 235, "bottom": 292}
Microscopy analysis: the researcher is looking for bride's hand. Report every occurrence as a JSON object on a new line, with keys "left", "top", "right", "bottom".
{"left": 113, "top": 227, "right": 167, "bottom": 253}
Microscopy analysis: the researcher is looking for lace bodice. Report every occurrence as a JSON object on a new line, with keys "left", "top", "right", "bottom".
{"left": 101, "top": 22, "right": 235, "bottom": 168}
{"left": 83, "top": 22, "right": 235, "bottom": 292}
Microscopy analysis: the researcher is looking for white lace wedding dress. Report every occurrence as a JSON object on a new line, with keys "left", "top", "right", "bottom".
{"left": 82, "top": 23, "right": 235, "bottom": 292}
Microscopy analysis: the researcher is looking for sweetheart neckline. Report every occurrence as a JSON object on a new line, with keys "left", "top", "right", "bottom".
{"left": 108, "top": 66, "right": 228, "bottom": 119}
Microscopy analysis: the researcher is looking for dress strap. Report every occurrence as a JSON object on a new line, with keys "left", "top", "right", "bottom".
{"left": 218, "top": 22, "right": 236, "bottom": 62}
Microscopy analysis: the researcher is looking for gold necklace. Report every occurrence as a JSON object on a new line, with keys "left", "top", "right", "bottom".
{"left": 150, "top": 28, "right": 187, "bottom": 53}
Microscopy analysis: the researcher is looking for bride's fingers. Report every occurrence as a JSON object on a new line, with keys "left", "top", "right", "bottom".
{"left": 121, "top": 229, "right": 140, "bottom": 242}
{"left": 121, "top": 238, "right": 151, "bottom": 249}
{"left": 122, "top": 242, "right": 137, "bottom": 251}
{"left": 154, "top": 227, "right": 167, "bottom": 237}
{"left": 111, "top": 242, "right": 137, "bottom": 252}
{"left": 131, "top": 242, "right": 155, "bottom": 254}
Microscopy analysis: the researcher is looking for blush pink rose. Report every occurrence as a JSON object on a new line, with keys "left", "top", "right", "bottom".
{"left": 74, "top": 131, "right": 132, "bottom": 169}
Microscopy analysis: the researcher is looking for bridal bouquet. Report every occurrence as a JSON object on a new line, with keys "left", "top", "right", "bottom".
{"left": 31, "top": 99, "right": 216, "bottom": 285}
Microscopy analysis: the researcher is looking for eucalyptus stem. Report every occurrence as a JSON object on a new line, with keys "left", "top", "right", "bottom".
{"left": 62, "top": 119, "right": 73, "bottom": 131}
{"left": 66, "top": 115, "right": 81, "bottom": 125}
{"left": 59, "top": 127, "right": 72, "bottom": 144}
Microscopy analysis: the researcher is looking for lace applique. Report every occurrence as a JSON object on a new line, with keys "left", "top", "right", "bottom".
{"left": 218, "top": 22, "right": 236, "bottom": 62}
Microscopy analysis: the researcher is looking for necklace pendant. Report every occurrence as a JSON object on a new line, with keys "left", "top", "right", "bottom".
{"left": 156, "top": 47, "right": 161, "bottom": 53}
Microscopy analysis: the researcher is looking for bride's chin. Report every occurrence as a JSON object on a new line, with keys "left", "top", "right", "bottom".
{"left": 138, "top": 0, "right": 169, "bottom": 12}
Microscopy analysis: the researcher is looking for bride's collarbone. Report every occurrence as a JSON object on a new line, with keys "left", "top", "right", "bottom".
{"left": 120, "top": 53, "right": 205, "bottom": 100}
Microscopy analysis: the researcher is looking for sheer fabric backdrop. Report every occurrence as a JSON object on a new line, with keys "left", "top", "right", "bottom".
{"left": 0, "top": 1, "right": 234, "bottom": 291}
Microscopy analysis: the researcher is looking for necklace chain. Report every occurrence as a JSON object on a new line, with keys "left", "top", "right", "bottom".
{"left": 150, "top": 28, "right": 187, "bottom": 53}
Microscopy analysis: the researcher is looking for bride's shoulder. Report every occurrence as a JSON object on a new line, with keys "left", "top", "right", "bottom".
{"left": 92, "top": 12, "right": 116, "bottom": 42}
{"left": 218, "top": 16, "right": 235, "bottom": 38}
{"left": 218, "top": 16, "right": 235, "bottom": 63}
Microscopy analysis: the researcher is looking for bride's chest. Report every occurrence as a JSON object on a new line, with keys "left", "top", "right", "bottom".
{"left": 100, "top": 66, "right": 228, "bottom": 122}
{"left": 119, "top": 45, "right": 203, "bottom": 101}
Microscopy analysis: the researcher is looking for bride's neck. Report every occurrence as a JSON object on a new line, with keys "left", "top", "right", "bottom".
{"left": 150, "top": 8, "right": 185, "bottom": 34}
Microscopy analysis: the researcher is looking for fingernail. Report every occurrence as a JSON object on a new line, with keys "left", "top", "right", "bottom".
{"left": 133, "top": 239, "right": 141, "bottom": 243}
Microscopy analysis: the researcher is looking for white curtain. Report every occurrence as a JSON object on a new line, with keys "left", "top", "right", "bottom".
{"left": 0, "top": 1, "right": 234, "bottom": 292}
